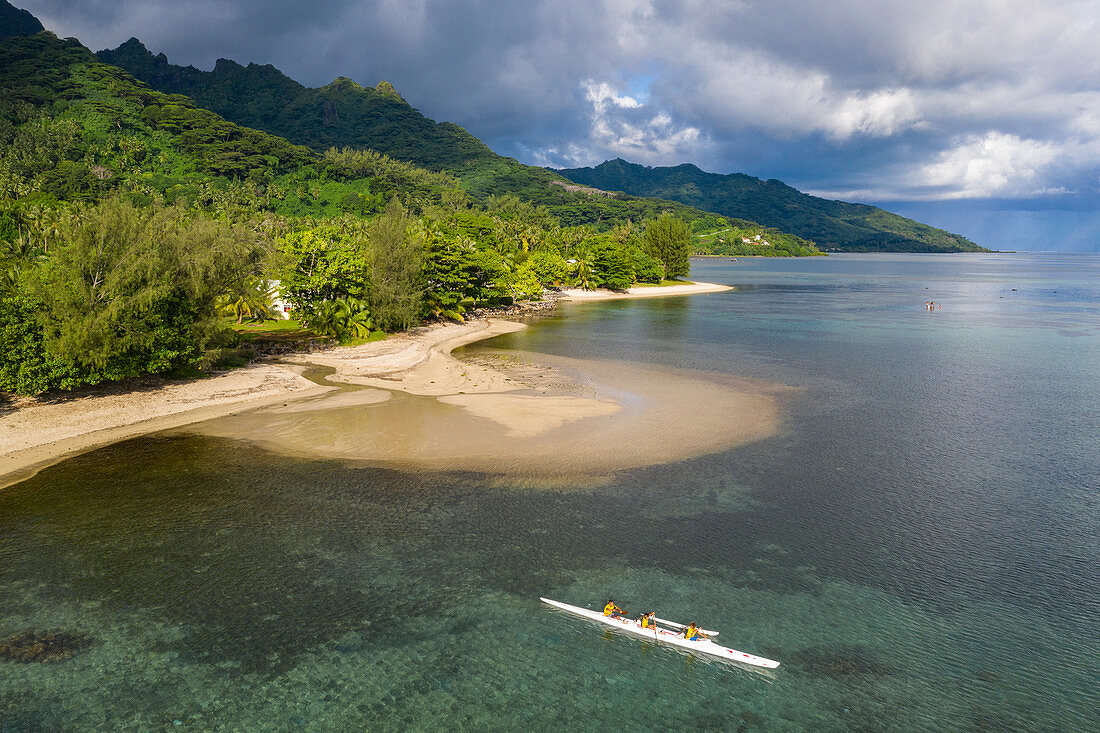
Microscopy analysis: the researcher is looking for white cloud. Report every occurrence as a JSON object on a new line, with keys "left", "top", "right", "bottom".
{"left": 812, "top": 130, "right": 1082, "bottom": 201}
{"left": 584, "top": 81, "right": 643, "bottom": 113}
{"left": 827, "top": 89, "right": 925, "bottom": 139}
{"left": 918, "top": 132, "right": 1062, "bottom": 199}
{"left": 564, "top": 80, "right": 703, "bottom": 166}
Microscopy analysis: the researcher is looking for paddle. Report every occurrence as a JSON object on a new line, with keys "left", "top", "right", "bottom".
{"left": 653, "top": 617, "right": 720, "bottom": 637}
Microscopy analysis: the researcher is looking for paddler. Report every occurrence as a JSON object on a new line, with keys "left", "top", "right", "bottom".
{"left": 683, "top": 622, "right": 707, "bottom": 641}
{"left": 603, "top": 599, "right": 623, "bottom": 618}
{"left": 638, "top": 611, "right": 657, "bottom": 629}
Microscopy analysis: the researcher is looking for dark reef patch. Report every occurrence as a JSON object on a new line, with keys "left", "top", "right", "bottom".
{"left": 787, "top": 645, "right": 895, "bottom": 678}
{"left": 0, "top": 630, "right": 94, "bottom": 663}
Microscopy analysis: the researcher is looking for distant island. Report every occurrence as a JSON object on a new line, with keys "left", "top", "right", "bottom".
{"left": 558, "top": 159, "right": 987, "bottom": 253}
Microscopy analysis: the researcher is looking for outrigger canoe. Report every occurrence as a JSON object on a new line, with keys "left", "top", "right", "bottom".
{"left": 540, "top": 597, "right": 780, "bottom": 669}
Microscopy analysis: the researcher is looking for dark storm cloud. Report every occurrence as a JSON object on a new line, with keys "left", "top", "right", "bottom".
{"left": 17, "top": 0, "right": 1100, "bottom": 249}
{"left": 23, "top": 1, "right": 604, "bottom": 149}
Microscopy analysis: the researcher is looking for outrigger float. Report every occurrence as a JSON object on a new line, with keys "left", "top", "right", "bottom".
{"left": 540, "top": 597, "right": 780, "bottom": 669}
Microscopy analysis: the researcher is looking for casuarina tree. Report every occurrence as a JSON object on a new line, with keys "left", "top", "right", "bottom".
{"left": 643, "top": 213, "right": 692, "bottom": 279}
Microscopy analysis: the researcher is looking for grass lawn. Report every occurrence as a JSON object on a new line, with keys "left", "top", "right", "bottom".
{"left": 229, "top": 318, "right": 318, "bottom": 342}
{"left": 341, "top": 330, "right": 388, "bottom": 346}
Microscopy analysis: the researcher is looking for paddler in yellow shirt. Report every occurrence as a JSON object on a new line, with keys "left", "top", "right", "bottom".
{"left": 603, "top": 599, "right": 623, "bottom": 618}
{"left": 683, "top": 622, "right": 707, "bottom": 641}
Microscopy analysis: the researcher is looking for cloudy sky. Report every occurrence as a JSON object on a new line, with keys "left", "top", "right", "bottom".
{"left": 21, "top": 0, "right": 1100, "bottom": 250}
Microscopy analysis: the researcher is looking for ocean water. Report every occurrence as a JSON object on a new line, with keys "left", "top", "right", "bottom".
{"left": 1, "top": 253, "right": 1098, "bottom": 731}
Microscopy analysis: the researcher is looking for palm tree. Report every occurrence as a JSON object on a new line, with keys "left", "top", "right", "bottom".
{"left": 335, "top": 297, "right": 373, "bottom": 339}
{"left": 411, "top": 217, "right": 443, "bottom": 246}
{"left": 36, "top": 207, "right": 63, "bottom": 254}
{"left": 303, "top": 297, "right": 372, "bottom": 340}
{"left": 573, "top": 257, "right": 596, "bottom": 290}
{"left": 304, "top": 300, "right": 341, "bottom": 338}
{"left": 218, "top": 278, "right": 277, "bottom": 324}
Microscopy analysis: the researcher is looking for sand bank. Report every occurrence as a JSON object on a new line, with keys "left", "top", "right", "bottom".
{"left": 559, "top": 282, "right": 732, "bottom": 300}
{"left": 193, "top": 350, "right": 786, "bottom": 478}
{"left": 298, "top": 319, "right": 528, "bottom": 396}
{"left": 0, "top": 320, "right": 517, "bottom": 488}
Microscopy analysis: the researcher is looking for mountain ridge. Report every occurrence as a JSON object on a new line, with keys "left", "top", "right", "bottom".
{"left": 96, "top": 38, "right": 502, "bottom": 174}
{"left": 558, "top": 158, "right": 985, "bottom": 252}
{"left": 0, "top": 17, "right": 772, "bottom": 243}
{"left": 102, "top": 33, "right": 980, "bottom": 251}
{"left": 94, "top": 37, "right": 786, "bottom": 233}
{"left": 0, "top": 0, "right": 42, "bottom": 40}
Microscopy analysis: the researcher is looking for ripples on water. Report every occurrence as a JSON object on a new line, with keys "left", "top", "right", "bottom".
{"left": 1, "top": 254, "right": 1098, "bottom": 731}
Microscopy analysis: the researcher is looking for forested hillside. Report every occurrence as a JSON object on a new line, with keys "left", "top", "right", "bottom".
{"left": 0, "top": 0, "right": 41, "bottom": 40}
{"left": 98, "top": 39, "right": 499, "bottom": 173}
{"left": 99, "top": 37, "right": 981, "bottom": 253}
{"left": 559, "top": 159, "right": 986, "bottom": 252}
{"left": 95, "top": 38, "right": 821, "bottom": 239}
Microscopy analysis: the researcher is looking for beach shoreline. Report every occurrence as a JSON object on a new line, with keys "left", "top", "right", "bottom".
{"left": 558, "top": 282, "right": 732, "bottom": 300}
{"left": 0, "top": 319, "right": 518, "bottom": 489}
{"left": 1, "top": 280, "right": 748, "bottom": 487}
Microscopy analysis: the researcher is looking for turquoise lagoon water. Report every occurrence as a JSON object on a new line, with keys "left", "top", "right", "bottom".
{"left": 1, "top": 253, "right": 1097, "bottom": 731}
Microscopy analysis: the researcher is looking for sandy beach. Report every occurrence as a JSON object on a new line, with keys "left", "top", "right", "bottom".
{"left": 0, "top": 365, "right": 331, "bottom": 489}
{"left": 0, "top": 320, "right": 517, "bottom": 489}
{"left": 193, "top": 350, "right": 784, "bottom": 478}
{"left": 0, "top": 280, "right": 776, "bottom": 485}
{"left": 559, "top": 282, "right": 732, "bottom": 300}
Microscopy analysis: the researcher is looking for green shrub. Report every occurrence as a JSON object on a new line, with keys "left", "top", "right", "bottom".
{"left": 202, "top": 346, "right": 256, "bottom": 370}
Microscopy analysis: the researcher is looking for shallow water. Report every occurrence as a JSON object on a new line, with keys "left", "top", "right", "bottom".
{"left": 2, "top": 253, "right": 1098, "bottom": 731}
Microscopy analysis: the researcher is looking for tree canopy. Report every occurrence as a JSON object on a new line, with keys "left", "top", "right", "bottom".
{"left": 1, "top": 198, "right": 266, "bottom": 393}
{"left": 644, "top": 214, "right": 692, "bottom": 279}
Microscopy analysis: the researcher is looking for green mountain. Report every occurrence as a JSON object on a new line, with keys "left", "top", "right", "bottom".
{"left": 93, "top": 39, "right": 815, "bottom": 239}
{"left": 0, "top": 28, "right": 473, "bottom": 222}
{"left": 96, "top": 39, "right": 578, "bottom": 204}
{"left": 0, "top": 20, "right": 760, "bottom": 246}
{"left": 97, "top": 38, "right": 498, "bottom": 173}
{"left": 99, "top": 38, "right": 979, "bottom": 252}
{"left": 8, "top": 1, "right": 978, "bottom": 253}
{"left": 559, "top": 159, "right": 985, "bottom": 252}
{"left": 0, "top": 0, "right": 42, "bottom": 41}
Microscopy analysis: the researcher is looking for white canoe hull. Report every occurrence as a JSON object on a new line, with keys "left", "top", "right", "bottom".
{"left": 540, "top": 597, "right": 780, "bottom": 669}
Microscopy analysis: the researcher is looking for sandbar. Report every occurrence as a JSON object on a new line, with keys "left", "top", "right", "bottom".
{"left": 0, "top": 319, "right": 515, "bottom": 488}
{"left": 559, "top": 282, "right": 732, "bottom": 300}
{"left": 193, "top": 349, "right": 788, "bottom": 478}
